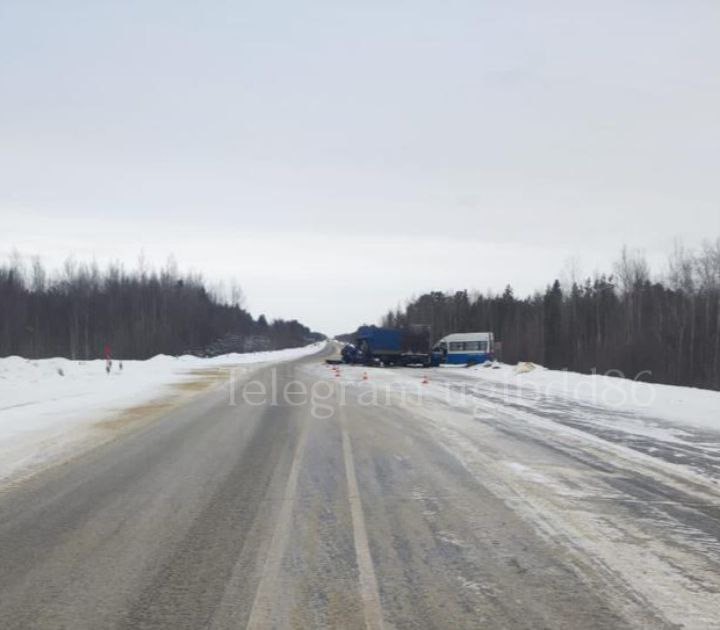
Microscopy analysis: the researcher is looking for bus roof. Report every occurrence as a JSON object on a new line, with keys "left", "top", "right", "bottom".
{"left": 437, "top": 332, "right": 493, "bottom": 343}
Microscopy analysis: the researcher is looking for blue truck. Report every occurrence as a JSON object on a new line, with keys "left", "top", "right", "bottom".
{"left": 341, "top": 325, "right": 442, "bottom": 367}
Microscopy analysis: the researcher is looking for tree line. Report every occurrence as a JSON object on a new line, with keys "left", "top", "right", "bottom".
{"left": 0, "top": 255, "right": 323, "bottom": 360}
{"left": 382, "top": 240, "right": 720, "bottom": 390}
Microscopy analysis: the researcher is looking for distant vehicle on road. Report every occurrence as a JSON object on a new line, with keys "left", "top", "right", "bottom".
{"left": 341, "top": 325, "right": 441, "bottom": 367}
{"left": 433, "top": 332, "right": 495, "bottom": 365}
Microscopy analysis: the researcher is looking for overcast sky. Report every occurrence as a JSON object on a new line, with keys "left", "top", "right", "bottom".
{"left": 2, "top": 1, "right": 719, "bottom": 335}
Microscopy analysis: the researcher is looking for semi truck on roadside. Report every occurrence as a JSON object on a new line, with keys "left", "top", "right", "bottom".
{"left": 341, "top": 325, "right": 441, "bottom": 367}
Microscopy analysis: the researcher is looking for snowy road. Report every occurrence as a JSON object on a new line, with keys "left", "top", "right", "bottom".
{"left": 0, "top": 349, "right": 719, "bottom": 628}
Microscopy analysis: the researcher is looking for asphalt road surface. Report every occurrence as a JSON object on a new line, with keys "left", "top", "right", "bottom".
{"left": 1, "top": 347, "right": 719, "bottom": 629}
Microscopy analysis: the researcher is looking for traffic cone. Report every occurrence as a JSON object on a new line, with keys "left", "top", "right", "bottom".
{"left": 362, "top": 371, "right": 368, "bottom": 381}
{"left": 421, "top": 375, "right": 429, "bottom": 385}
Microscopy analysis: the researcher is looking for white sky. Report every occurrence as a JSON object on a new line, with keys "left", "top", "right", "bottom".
{"left": 2, "top": 1, "right": 719, "bottom": 335}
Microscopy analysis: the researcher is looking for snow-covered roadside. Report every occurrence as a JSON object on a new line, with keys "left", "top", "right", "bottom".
{"left": 430, "top": 364, "right": 718, "bottom": 484}
{"left": 446, "top": 362, "right": 720, "bottom": 434}
{"left": 427, "top": 363, "right": 720, "bottom": 479}
{"left": 0, "top": 342, "right": 326, "bottom": 485}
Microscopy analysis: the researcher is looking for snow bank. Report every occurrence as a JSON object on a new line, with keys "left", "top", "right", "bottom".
{"left": 0, "top": 342, "right": 325, "bottom": 484}
{"left": 447, "top": 362, "right": 720, "bottom": 433}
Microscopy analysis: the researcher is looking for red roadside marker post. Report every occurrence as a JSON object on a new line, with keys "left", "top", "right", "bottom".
{"left": 104, "top": 344, "right": 112, "bottom": 374}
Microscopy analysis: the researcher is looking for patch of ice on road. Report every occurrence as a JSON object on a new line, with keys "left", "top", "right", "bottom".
{"left": 437, "top": 530, "right": 467, "bottom": 548}
{"left": 456, "top": 575, "right": 483, "bottom": 594}
{"left": 504, "top": 461, "right": 550, "bottom": 484}
{"left": 412, "top": 485, "right": 440, "bottom": 517}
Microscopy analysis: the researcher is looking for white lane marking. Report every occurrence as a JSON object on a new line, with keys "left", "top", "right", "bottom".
{"left": 341, "top": 410, "right": 385, "bottom": 630}
{"left": 245, "top": 418, "right": 310, "bottom": 629}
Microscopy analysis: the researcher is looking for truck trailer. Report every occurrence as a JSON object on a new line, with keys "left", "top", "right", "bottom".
{"left": 341, "top": 325, "right": 441, "bottom": 367}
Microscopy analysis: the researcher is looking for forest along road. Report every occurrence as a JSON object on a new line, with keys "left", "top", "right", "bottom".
{"left": 0, "top": 350, "right": 719, "bottom": 629}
